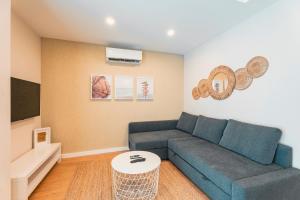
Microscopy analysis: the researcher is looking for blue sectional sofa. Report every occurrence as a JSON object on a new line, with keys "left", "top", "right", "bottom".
{"left": 129, "top": 112, "right": 300, "bottom": 200}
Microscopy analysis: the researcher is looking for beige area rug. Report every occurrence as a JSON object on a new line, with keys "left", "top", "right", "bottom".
{"left": 66, "top": 161, "right": 112, "bottom": 200}
{"left": 66, "top": 160, "right": 208, "bottom": 200}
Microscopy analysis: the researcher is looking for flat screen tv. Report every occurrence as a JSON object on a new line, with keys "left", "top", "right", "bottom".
{"left": 11, "top": 77, "right": 40, "bottom": 122}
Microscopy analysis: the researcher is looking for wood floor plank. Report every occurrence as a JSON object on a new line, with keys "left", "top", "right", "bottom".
{"left": 29, "top": 152, "right": 209, "bottom": 200}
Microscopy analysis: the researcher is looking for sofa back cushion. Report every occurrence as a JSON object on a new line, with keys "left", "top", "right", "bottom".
{"left": 193, "top": 115, "right": 228, "bottom": 144}
{"left": 176, "top": 112, "right": 198, "bottom": 134}
{"left": 273, "top": 143, "right": 293, "bottom": 168}
{"left": 219, "top": 120, "right": 282, "bottom": 165}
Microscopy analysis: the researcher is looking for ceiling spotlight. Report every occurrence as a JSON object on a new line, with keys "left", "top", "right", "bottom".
{"left": 106, "top": 17, "right": 115, "bottom": 26}
{"left": 236, "top": 0, "right": 249, "bottom": 3}
{"left": 167, "top": 29, "right": 175, "bottom": 37}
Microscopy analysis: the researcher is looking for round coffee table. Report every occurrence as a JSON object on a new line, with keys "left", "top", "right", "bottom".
{"left": 111, "top": 151, "right": 161, "bottom": 200}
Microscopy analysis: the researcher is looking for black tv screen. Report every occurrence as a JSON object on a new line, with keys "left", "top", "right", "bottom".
{"left": 11, "top": 77, "right": 40, "bottom": 122}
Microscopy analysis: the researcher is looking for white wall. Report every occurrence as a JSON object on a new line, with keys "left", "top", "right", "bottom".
{"left": 0, "top": 0, "right": 11, "bottom": 199}
{"left": 11, "top": 12, "right": 41, "bottom": 161}
{"left": 184, "top": 0, "right": 300, "bottom": 167}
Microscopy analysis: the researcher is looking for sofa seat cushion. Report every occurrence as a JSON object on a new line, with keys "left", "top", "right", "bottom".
{"left": 129, "top": 129, "right": 192, "bottom": 150}
{"left": 168, "top": 137, "right": 282, "bottom": 195}
{"left": 219, "top": 120, "right": 282, "bottom": 165}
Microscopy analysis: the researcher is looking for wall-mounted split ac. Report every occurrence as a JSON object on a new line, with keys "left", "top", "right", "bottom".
{"left": 106, "top": 47, "right": 143, "bottom": 65}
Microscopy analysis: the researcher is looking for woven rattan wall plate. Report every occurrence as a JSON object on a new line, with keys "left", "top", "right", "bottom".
{"left": 235, "top": 68, "right": 253, "bottom": 90}
{"left": 246, "top": 56, "right": 269, "bottom": 78}
{"left": 208, "top": 66, "right": 236, "bottom": 100}
{"left": 192, "top": 87, "right": 201, "bottom": 100}
{"left": 197, "top": 79, "right": 209, "bottom": 98}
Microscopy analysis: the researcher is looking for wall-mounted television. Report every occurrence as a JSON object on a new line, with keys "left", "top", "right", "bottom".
{"left": 11, "top": 77, "right": 40, "bottom": 122}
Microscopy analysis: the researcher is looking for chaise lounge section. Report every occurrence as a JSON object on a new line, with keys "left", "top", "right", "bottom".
{"left": 129, "top": 112, "right": 300, "bottom": 200}
{"left": 129, "top": 119, "right": 190, "bottom": 159}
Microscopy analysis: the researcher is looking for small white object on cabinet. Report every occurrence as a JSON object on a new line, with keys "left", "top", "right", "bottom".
{"left": 11, "top": 143, "right": 61, "bottom": 200}
{"left": 33, "top": 127, "right": 51, "bottom": 148}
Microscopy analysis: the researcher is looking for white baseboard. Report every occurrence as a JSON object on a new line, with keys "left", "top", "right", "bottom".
{"left": 61, "top": 146, "right": 129, "bottom": 159}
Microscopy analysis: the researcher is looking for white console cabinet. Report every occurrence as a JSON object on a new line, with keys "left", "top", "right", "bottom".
{"left": 11, "top": 143, "right": 61, "bottom": 200}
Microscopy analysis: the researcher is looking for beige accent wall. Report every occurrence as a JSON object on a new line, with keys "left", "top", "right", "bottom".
{"left": 11, "top": 12, "right": 41, "bottom": 161}
{"left": 0, "top": 0, "right": 11, "bottom": 198}
{"left": 42, "top": 39, "right": 183, "bottom": 154}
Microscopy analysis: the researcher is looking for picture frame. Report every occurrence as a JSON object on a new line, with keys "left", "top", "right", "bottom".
{"left": 33, "top": 127, "right": 51, "bottom": 148}
{"left": 136, "top": 76, "right": 154, "bottom": 100}
{"left": 115, "top": 75, "right": 134, "bottom": 100}
{"left": 91, "top": 74, "right": 113, "bottom": 100}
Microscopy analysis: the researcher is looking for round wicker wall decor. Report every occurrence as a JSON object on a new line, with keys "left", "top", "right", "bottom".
{"left": 192, "top": 56, "right": 269, "bottom": 101}
{"left": 192, "top": 87, "right": 201, "bottom": 100}
{"left": 208, "top": 65, "right": 236, "bottom": 100}
{"left": 197, "top": 79, "right": 209, "bottom": 98}
{"left": 235, "top": 68, "right": 253, "bottom": 90}
{"left": 246, "top": 56, "right": 269, "bottom": 78}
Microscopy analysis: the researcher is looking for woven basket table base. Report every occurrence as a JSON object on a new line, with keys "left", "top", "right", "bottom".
{"left": 112, "top": 168, "right": 160, "bottom": 200}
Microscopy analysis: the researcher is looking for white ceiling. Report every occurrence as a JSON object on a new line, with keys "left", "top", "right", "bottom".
{"left": 12, "top": 0, "right": 278, "bottom": 55}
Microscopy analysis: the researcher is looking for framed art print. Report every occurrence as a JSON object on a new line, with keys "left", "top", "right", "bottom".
{"left": 115, "top": 75, "right": 134, "bottom": 100}
{"left": 33, "top": 127, "right": 51, "bottom": 148}
{"left": 91, "top": 74, "right": 112, "bottom": 100}
{"left": 136, "top": 76, "right": 154, "bottom": 100}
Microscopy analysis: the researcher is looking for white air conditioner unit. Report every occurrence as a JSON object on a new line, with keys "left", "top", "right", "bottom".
{"left": 106, "top": 47, "right": 142, "bottom": 65}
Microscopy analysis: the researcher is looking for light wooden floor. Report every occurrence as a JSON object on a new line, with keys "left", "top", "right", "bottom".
{"left": 29, "top": 152, "right": 209, "bottom": 200}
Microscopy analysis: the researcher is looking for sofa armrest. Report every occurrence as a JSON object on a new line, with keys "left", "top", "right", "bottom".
{"left": 232, "top": 168, "right": 300, "bottom": 200}
{"left": 128, "top": 120, "right": 178, "bottom": 134}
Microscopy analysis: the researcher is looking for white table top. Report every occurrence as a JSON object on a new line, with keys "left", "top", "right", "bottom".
{"left": 111, "top": 151, "right": 161, "bottom": 174}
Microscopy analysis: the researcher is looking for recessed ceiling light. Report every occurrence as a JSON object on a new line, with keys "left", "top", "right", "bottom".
{"left": 106, "top": 17, "right": 115, "bottom": 26}
{"left": 167, "top": 29, "right": 175, "bottom": 37}
{"left": 236, "top": 0, "right": 249, "bottom": 3}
